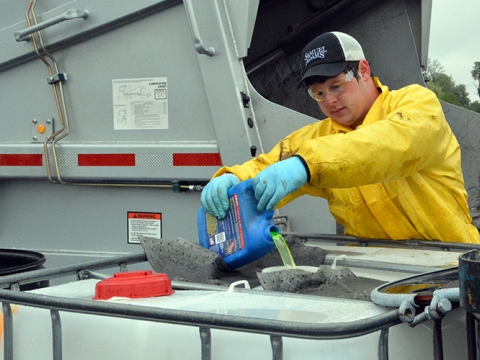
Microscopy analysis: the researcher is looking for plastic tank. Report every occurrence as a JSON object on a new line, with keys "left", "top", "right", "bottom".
{"left": 0, "top": 277, "right": 469, "bottom": 360}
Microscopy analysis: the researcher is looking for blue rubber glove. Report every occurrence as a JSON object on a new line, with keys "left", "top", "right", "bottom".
{"left": 253, "top": 157, "right": 308, "bottom": 212}
{"left": 200, "top": 174, "right": 240, "bottom": 219}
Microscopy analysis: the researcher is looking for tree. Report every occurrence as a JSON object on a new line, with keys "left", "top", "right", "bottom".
{"left": 470, "top": 101, "right": 480, "bottom": 113}
{"left": 424, "top": 58, "right": 445, "bottom": 83}
{"left": 471, "top": 61, "right": 480, "bottom": 99}
{"left": 424, "top": 58, "right": 480, "bottom": 113}
{"left": 452, "top": 83, "right": 471, "bottom": 109}
{"left": 427, "top": 72, "right": 466, "bottom": 107}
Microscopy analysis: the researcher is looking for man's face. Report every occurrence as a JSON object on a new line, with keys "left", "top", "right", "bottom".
{"left": 308, "top": 69, "right": 370, "bottom": 129}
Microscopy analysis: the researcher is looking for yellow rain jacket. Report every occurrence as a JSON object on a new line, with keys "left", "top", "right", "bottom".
{"left": 213, "top": 78, "right": 480, "bottom": 243}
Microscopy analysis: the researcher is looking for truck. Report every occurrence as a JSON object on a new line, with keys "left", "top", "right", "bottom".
{"left": 1, "top": 0, "right": 480, "bottom": 359}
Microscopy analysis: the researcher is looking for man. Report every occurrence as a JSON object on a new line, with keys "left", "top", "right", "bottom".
{"left": 201, "top": 31, "right": 480, "bottom": 244}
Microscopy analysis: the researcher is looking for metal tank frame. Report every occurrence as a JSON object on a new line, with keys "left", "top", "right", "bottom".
{"left": 0, "top": 250, "right": 466, "bottom": 360}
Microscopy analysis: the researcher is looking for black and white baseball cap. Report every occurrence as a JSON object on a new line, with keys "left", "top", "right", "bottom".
{"left": 298, "top": 31, "right": 365, "bottom": 87}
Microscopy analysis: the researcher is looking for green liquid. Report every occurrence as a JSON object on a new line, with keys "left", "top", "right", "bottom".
{"left": 270, "top": 230, "right": 296, "bottom": 269}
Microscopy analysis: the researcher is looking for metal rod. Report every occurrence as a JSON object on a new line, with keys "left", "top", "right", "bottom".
{"left": 466, "top": 312, "right": 476, "bottom": 360}
{"left": 199, "top": 327, "right": 211, "bottom": 360}
{"left": 433, "top": 319, "right": 444, "bottom": 360}
{"left": 0, "top": 253, "right": 147, "bottom": 289}
{"left": 477, "top": 315, "right": 480, "bottom": 360}
{"left": 51, "top": 310, "right": 63, "bottom": 360}
{"left": 322, "top": 255, "right": 440, "bottom": 275}
{"left": 378, "top": 328, "right": 389, "bottom": 360}
{"left": 270, "top": 335, "right": 283, "bottom": 360}
{"left": 2, "top": 303, "right": 13, "bottom": 360}
{"left": 285, "top": 231, "right": 480, "bottom": 253}
{"left": 119, "top": 262, "right": 128, "bottom": 272}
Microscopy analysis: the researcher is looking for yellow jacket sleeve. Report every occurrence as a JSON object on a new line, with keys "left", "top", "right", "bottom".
{"left": 211, "top": 118, "right": 340, "bottom": 201}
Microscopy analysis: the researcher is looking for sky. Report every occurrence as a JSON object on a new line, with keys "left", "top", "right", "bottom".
{"left": 429, "top": 0, "right": 480, "bottom": 102}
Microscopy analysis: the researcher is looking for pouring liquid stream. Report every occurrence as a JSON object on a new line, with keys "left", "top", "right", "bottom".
{"left": 270, "top": 229, "right": 296, "bottom": 269}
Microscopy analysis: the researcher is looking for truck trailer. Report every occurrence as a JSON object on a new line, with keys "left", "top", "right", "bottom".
{"left": 1, "top": 0, "right": 480, "bottom": 359}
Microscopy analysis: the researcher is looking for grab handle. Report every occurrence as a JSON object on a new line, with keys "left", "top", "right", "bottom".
{"left": 227, "top": 280, "right": 251, "bottom": 292}
{"left": 15, "top": 9, "right": 89, "bottom": 42}
{"left": 183, "top": 0, "right": 215, "bottom": 56}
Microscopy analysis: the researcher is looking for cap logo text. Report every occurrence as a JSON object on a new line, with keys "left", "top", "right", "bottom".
{"left": 304, "top": 46, "right": 327, "bottom": 65}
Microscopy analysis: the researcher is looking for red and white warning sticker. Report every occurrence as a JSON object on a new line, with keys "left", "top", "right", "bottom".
{"left": 127, "top": 212, "right": 162, "bottom": 244}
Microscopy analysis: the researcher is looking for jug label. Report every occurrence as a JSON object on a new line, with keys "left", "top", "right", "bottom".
{"left": 205, "top": 194, "right": 244, "bottom": 258}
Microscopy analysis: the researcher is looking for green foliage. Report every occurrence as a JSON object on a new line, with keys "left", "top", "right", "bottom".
{"left": 470, "top": 101, "right": 480, "bottom": 113}
{"left": 425, "top": 58, "right": 480, "bottom": 113}
{"left": 453, "top": 84, "right": 471, "bottom": 108}
{"left": 471, "top": 61, "right": 480, "bottom": 98}
{"left": 424, "top": 58, "right": 445, "bottom": 83}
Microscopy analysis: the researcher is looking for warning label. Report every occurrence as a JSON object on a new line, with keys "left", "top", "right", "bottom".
{"left": 127, "top": 211, "right": 162, "bottom": 244}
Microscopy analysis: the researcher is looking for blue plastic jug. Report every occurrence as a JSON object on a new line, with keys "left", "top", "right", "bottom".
{"left": 197, "top": 179, "right": 278, "bottom": 269}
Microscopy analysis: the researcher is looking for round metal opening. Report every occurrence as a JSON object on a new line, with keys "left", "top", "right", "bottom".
{"left": 0, "top": 249, "right": 48, "bottom": 290}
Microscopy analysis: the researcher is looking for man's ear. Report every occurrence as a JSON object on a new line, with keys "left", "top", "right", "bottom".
{"left": 358, "top": 60, "right": 371, "bottom": 80}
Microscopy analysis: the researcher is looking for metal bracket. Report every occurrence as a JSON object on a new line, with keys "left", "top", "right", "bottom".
{"left": 32, "top": 118, "right": 54, "bottom": 143}
{"left": 400, "top": 293, "right": 453, "bottom": 328}
{"left": 241, "top": 92, "right": 250, "bottom": 108}
{"left": 172, "top": 180, "right": 181, "bottom": 193}
{"left": 398, "top": 297, "right": 417, "bottom": 324}
{"left": 47, "top": 73, "right": 68, "bottom": 84}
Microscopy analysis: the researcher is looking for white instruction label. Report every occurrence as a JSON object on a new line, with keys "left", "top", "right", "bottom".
{"left": 112, "top": 77, "right": 168, "bottom": 130}
{"left": 127, "top": 212, "right": 162, "bottom": 244}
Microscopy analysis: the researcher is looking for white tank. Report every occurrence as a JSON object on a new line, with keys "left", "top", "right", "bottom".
{"left": 0, "top": 274, "right": 467, "bottom": 360}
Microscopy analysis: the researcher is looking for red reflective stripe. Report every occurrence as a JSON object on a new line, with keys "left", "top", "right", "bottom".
{"left": 173, "top": 153, "right": 222, "bottom": 166}
{"left": 78, "top": 154, "right": 136, "bottom": 166}
{"left": 0, "top": 153, "right": 221, "bottom": 167}
{"left": 0, "top": 154, "right": 43, "bottom": 166}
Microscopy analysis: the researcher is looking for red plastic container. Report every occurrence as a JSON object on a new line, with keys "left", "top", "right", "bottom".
{"left": 93, "top": 270, "right": 174, "bottom": 300}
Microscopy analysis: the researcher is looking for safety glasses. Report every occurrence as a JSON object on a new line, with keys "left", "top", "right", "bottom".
{"left": 307, "top": 70, "right": 354, "bottom": 102}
